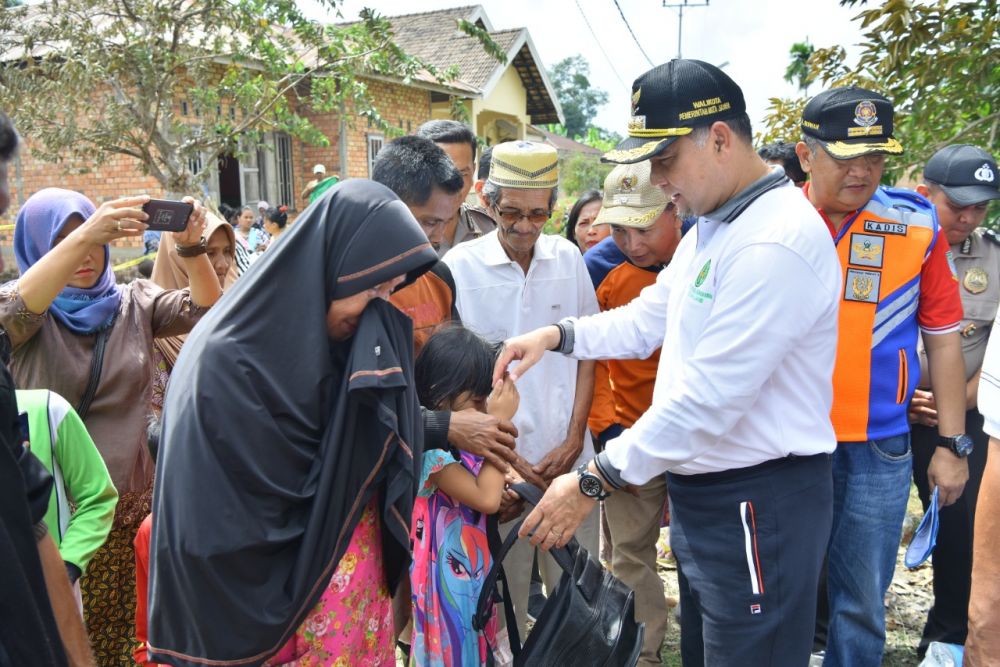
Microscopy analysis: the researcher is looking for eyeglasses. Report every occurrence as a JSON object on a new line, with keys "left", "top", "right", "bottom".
{"left": 493, "top": 206, "right": 552, "bottom": 225}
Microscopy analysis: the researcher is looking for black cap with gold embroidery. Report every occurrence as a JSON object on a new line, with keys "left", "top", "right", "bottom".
{"left": 603, "top": 59, "right": 746, "bottom": 165}
{"left": 801, "top": 86, "right": 903, "bottom": 159}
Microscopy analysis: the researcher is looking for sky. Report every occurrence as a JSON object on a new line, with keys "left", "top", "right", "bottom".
{"left": 300, "top": 0, "right": 873, "bottom": 135}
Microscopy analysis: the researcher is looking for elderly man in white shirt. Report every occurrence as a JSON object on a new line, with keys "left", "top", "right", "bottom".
{"left": 442, "top": 140, "right": 599, "bottom": 636}
{"left": 495, "top": 60, "right": 843, "bottom": 666}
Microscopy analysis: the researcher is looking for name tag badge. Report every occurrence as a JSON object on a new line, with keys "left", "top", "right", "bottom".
{"left": 845, "top": 268, "right": 881, "bottom": 303}
{"left": 849, "top": 233, "right": 885, "bottom": 268}
{"left": 863, "top": 220, "right": 907, "bottom": 235}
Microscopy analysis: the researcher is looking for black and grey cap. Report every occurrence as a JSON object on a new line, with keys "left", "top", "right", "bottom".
{"left": 801, "top": 86, "right": 903, "bottom": 159}
{"left": 924, "top": 144, "right": 1000, "bottom": 206}
{"left": 603, "top": 59, "right": 746, "bottom": 165}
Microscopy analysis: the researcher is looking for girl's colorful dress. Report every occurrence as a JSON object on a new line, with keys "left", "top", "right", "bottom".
{"left": 267, "top": 498, "right": 395, "bottom": 667}
{"left": 410, "top": 449, "right": 500, "bottom": 666}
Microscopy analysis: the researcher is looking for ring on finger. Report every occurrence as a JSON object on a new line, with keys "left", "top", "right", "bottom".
{"left": 115, "top": 220, "right": 122, "bottom": 232}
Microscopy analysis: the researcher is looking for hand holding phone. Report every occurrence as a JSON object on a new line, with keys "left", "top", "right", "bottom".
{"left": 142, "top": 199, "right": 193, "bottom": 233}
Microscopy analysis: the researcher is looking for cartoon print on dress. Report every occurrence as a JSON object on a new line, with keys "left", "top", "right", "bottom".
{"left": 436, "top": 507, "right": 493, "bottom": 665}
{"left": 410, "top": 450, "right": 497, "bottom": 667}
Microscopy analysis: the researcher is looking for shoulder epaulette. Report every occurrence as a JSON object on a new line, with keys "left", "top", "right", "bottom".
{"left": 982, "top": 228, "right": 1000, "bottom": 247}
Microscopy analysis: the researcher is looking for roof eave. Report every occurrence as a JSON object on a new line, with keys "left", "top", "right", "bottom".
{"left": 362, "top": 71, "right": 482, "bottom": 98}
{"left": 465, "top": 5, "right": 494, "bottom": 31}
{"left": 477, "top": 29, "right": 564, "bottom": 125}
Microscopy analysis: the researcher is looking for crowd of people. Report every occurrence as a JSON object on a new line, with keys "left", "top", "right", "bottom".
{"left": 0, "top": 55, "right": 998, "bottom": 667}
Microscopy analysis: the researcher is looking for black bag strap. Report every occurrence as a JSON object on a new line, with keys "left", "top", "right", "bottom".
{"left": 483, "top": 513, "right": 524, "bottom": 658}
{"left": 75, "top": 324, "right": 111, "bottom": 421}
{"left": 508, "top": 483, "right": 578, "bottom": 573}
{"left": 474, "top": 484, "right": 578, "bottom": 638}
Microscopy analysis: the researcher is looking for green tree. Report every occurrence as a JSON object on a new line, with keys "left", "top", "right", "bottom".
{"left": 547, "top": 55, "right": 609, "bottom": 139}
{"left": 784, "top": 40, "right": 815, "bottom": 93}
{"left": 0, "top": 0, "right": 485, "bottom": 194}
{"left": 559, "top": 152, "right": 613, "bottom": 199}
{"left": 761, "top": 0, "right": 999, "bottom": 182}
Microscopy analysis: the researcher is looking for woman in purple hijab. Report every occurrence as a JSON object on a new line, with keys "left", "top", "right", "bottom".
{"left": 0, "top": 188, "right": 223, "bottom": 664}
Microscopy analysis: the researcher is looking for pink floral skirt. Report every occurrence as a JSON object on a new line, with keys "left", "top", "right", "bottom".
{"left": 267, "top": 499, "right": 394, "bottom": 666}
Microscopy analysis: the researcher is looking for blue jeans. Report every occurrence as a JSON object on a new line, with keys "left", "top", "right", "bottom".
{"left": 824, "top": 435, "right": 912, "bottom": 667}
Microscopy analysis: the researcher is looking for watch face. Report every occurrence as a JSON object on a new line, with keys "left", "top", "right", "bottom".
{"left": 580, "top": 474, "right": 603, "bottom": 498}
{"left": 954, "top": 435, "right": 974, "bottom": 457}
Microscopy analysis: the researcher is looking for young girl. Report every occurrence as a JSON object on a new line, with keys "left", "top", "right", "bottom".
{"left": 410, "top": 325, "right": 518, "bottom": 667}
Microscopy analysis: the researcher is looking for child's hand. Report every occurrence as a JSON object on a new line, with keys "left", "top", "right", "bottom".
{"left": 487, "top": 375, "right": 519, "bottom": 421}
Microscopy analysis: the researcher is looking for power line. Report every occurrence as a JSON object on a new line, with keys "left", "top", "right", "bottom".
{"left": 612, "top": 0, "right": 655, "bottom": 67}
{"left": 574, "top": 0, "right": 629, "bottom": 92}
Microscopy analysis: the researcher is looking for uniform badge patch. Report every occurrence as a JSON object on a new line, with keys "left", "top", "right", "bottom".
{"left": 750, "top": 604, "right": 762, "bottom": 615}
{"left": 975, "top": 162, "right": 996, "bottom": 183}
{"left": 946, "top": 250, "right": 959, "bottom": 281}
{"left": 863, "top": 220, "right": 907, "bottom": 235}
{"left": 963, "top": 267, "right": 989, "bottom": 294}
{"left": 853, "top": 100, "right": 878, "bottom": 127}
{"left": 628, "top": 115, "right": 647, "bottom": 132}
{"left": 620, "top": 174, "right": 637, "bottom": 193}
{"left": 849, "top": 233, "right": 884, "bottom": 268}
{"left": 845, "top": 268, "right": 880, "bottom": 303}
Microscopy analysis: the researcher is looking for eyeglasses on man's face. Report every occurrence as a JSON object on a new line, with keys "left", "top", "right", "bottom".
{"left": 493, "top": 206, "right": 551, "bottom": 225}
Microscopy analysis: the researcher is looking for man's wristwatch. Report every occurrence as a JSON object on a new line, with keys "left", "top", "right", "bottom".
{"left": 577, "top": 464, "right": 611, "bottom": 501}
{"left": 937, "top": 433, "right": 974, "bottom": 458}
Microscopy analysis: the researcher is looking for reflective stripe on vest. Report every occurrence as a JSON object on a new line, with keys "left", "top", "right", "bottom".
{"left": 831, "top": 189, "right": 938, "bottom": 441}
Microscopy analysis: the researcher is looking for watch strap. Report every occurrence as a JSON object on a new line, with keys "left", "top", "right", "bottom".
{"left": 176, "top": 237, "right": 208, "bottom": 257}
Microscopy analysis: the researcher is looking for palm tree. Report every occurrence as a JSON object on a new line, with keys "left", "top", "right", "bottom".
{"left": 784, "top": 40, "right": 815, "bottom": 94}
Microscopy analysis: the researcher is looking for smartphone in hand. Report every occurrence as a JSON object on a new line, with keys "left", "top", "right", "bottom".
{"left": 142, "top": 199, "right": 193, "bottom": 232}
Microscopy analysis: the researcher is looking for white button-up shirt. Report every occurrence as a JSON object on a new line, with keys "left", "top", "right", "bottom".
{"left": 574, "top": 181, "right": 842, "bottom": 480}
{"left": 979, "top": 317, "right": 1000, "bottom": 438}
{"left": 444, "top": 230, "right": 600, "bottom": 466}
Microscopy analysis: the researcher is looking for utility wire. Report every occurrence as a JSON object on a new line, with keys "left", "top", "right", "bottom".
{"left": 612, "top": 0, "right": 655, "bottom": 67}
{"left": 574, "top": 0, "right": 629, "bottom": 91}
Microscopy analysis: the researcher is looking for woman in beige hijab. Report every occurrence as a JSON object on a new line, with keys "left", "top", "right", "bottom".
{"left": 150, "top": 212, "right": 237, "bottom": 412}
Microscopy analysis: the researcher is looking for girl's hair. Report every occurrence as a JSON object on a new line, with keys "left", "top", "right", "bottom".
{"left": 565, "top": 189, "right": 602, "bottom": 246}
{"left": 239, "top": 205, "right": 254, "bottom": 216}
{"left": 415, "top": 325, "right": 498, "bottom": 410}
{"left": 266, "top": 206, "right": 289, "bottom": 229}
{"left": 146, "top": 414, "right": 161, "bottom": 463}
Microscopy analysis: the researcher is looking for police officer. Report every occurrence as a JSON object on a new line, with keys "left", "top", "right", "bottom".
{"left": 910, "top": 144, "right": 1000, "bottom": 656}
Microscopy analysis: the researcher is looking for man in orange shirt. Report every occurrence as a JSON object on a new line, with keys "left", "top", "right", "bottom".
{"left": 372, "top": 136, "right": 465, "bottom": 353}
{"left": 585, "top": 160, "right": 682, "bottom": 666}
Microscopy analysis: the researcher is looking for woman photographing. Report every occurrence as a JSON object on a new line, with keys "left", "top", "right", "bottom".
{"left": 0, "top": 188, "right": 222, "bottom": 663}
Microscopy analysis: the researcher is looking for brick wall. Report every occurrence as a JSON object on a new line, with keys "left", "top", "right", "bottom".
{"left": 2, "top": 76, "right": 434, "bottom": 258}
{"left": 298, "top": 77, "right": 432, "bottom": 181}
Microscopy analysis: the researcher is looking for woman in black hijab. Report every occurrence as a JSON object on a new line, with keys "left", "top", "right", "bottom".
{"left": 147, "top": 180, "right": 439, "bottom": 667}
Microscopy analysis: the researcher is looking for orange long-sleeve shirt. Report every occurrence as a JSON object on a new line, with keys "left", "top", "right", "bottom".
{"left": 584, "top": 237, "right": 663, "bottom": 436}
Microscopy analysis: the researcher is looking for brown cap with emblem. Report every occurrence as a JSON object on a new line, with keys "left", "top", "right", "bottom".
{"left": 801, "top": 86, "right": 903, "bottom": 159}
{"left": 603, "top": 59, "right": 746, "bottom": 165}
{"left": 594, "top": 161, "right": 670, "bottom": 228}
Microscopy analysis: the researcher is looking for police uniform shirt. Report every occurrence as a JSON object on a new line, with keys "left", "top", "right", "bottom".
{"left": 918, "top": 228, "right": 1000, "bottom": 384}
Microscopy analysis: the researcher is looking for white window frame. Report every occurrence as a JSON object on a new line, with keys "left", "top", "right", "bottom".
{"left": 367, "top": 133, "right": 384, "bottom": 178}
